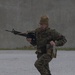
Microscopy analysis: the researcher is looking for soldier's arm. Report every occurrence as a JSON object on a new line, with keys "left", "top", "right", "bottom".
{"left": 51, "top": 30, "right": 67, "bottom": 46}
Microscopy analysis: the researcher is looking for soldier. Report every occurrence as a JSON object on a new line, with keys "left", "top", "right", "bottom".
{"left": 27, "top": 16, "right": 67, "bottom": 75}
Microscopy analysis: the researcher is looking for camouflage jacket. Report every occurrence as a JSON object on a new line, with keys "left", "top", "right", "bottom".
{"left": 31, "top": 27, "right": 67, "bottom": 55}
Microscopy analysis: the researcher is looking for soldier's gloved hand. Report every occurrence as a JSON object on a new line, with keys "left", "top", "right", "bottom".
{"left": 26, "top": 38, "right": 32, "bottom": 43}
{"left": 50, "top": 41, "right": 56, "bottom": 46}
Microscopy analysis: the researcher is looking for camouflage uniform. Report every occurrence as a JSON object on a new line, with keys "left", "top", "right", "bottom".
{"left": 34, "top": 27, "right": 67, "bottom": 75}
{"left": 30, "top": 16, "right": 67, "bottom": 75}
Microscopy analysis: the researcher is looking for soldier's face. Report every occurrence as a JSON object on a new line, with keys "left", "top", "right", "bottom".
{"left": 40, "top": 24, "right": 48, "bottom": 30}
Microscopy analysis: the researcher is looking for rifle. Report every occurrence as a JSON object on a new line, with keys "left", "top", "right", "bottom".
{"left": 5, "top": 29, "right": 36, "bottom": 46}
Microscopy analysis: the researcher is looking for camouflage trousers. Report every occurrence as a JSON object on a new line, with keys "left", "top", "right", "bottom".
{"left": 34, "top": 53, "right": 52, "bottom": 75}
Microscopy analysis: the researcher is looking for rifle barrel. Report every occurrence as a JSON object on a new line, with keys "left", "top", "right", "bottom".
{"left": 5, "top": 30, "right": 12, "bottom": 32}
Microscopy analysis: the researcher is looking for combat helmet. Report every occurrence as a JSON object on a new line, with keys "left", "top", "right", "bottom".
{"left": 39, "top": 15, "right": 49, "bottom": 25}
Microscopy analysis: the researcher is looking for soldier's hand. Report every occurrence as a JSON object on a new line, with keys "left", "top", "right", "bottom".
{"left": 50, "top": 41, "right": 56, "bottom": 46}
{"left": 26, "top": 38, "right": 32, "bottom": 43}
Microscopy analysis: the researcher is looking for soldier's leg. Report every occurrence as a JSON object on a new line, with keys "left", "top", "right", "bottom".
{"left": 45, "top": 63, "right": 51, "bottom": 75}
{"left": 34, "top": 54, "right": 52, "bottom": 75}
{"left": 37, "top": 53, "right": 51, "bottom": 75}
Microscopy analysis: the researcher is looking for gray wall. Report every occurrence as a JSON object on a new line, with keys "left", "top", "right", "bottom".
{"left": 0, "top": 0, "right": 75, "bottom": 48}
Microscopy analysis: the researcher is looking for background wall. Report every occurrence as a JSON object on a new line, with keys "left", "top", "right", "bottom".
{"left": 0, "top": 0, "right": 75, "bottom": 48}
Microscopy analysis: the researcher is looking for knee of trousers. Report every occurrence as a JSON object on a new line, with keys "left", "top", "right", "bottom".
{"left": 34, "top": 60, "right": 42, "bottom": 68}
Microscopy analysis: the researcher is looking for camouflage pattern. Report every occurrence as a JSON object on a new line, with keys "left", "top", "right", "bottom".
{"left": 39, "top": 16, "right": 49, "bottom": 25}
{"left": 34, "top": 53, "right": 52, "bottom": 75}
{"left": 34, "top": 27, "right": 67, "bottom": 75}
{"left": 35, "top": 27, "right": 67, "bottom": 57}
